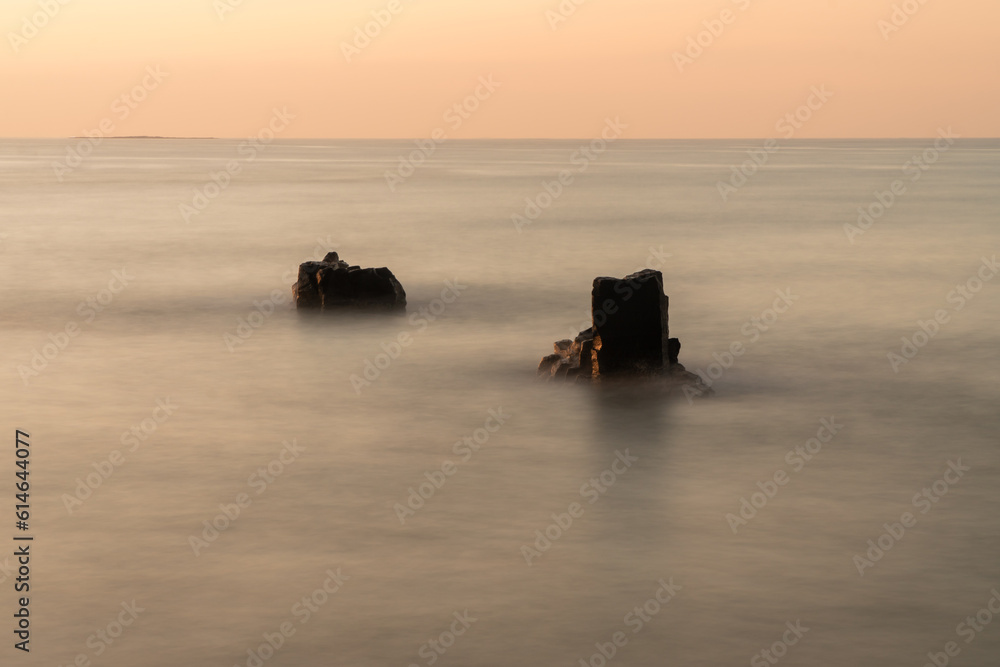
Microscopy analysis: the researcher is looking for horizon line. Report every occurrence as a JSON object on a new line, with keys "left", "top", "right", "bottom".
{"left": 5, "top": 136, "right": 999, "bottom": 142}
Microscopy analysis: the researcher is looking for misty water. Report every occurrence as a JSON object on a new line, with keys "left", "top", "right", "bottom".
{"left": 1, "top": 139, "right": 998, "bottom": 666}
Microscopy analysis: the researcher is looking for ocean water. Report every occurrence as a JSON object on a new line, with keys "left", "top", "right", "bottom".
{"left": 1, "top": 139, "right": 998, "bottom": 666}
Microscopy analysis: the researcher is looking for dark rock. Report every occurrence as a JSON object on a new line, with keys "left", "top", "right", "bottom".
{"left": 668, "top": 338, "right": 681, "bottom": 365}
{"left": 537, "top": 354, "right": 563, "bottom": 376}
{"left": 293, "top": 253, "right": 406, "bottom": 313}
{"left": 591, "top": 269, "right": 669, "bottom": 375}
{"left": 536, "top": 268, "right": 712, "bottom": 398}
{"left": 577, "top": 337, "right": 594, "bottom": 379}
{"left": 292, "top": 261, "right": 326, "bottom": 309}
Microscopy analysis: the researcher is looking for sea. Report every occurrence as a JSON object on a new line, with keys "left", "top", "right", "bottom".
{"left": 1, "top": 138, "right": 998, "bottom": 666}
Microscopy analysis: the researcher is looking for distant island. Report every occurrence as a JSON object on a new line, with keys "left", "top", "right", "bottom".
{"left": 68, "top": 136, "right": 217, "bottom": 140}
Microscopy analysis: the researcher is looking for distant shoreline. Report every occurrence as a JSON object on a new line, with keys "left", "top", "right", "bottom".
{"left": 68, "top": 136, "right": 217, "bottom": 140}
{"left": 46, "top": 136, "right": 1000, "bottom": 141}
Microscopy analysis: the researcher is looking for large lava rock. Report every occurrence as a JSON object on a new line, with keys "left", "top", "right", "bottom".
{"left": 538, "top": 269, "right": 709, "bottom": 394}
{"left": 293, "top": 252, "right": 406, "bottom": 313}
{"left": 592, "top": 268, "right": 671, "bottom": 374}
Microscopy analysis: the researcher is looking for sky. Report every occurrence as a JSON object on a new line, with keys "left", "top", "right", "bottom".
{"left": 1, "top": 0, "right": 997, "bottom": 138}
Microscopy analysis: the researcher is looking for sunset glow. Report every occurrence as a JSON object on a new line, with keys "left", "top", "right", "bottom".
{"left": 3, "top": 0, "right": 998, "bottom": 137}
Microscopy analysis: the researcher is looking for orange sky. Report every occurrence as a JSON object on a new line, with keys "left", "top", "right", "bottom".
{"left": 1, "top": 0, "right": 997, "bottom": 138}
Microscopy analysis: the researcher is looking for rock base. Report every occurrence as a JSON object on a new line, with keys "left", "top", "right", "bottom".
{"left": 537, "top": 329, "right": 711, "bottom": 396}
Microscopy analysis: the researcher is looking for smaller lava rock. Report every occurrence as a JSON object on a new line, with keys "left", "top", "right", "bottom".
{"left": 293, "top": 253, "right": 406, "bottom": 313}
